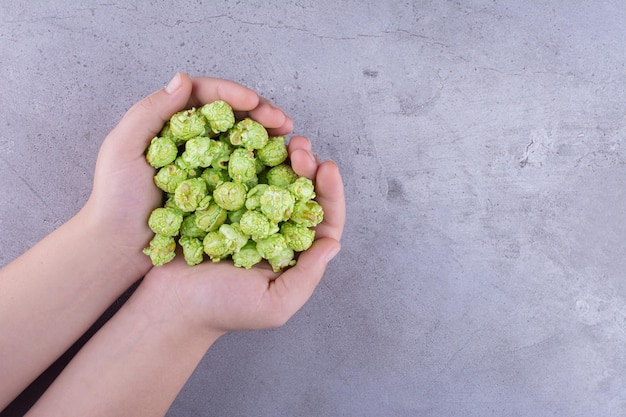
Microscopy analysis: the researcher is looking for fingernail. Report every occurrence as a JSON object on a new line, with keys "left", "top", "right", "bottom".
{"left": 326, "top": 244, "right": 341, "bottom": 263}
{"left": 165, "top": 73, "right": 182, "bottom": 94}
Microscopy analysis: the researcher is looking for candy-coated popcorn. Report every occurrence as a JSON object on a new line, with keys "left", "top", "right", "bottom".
{"left": 201, "top": 167, "right": 230, "bottom": 191}
{"left": 256, "top": 234, "right": 295, "bottom": 272}
{"left": 228, "top": 148, "right": 257, "bottom": 184}
{"left": 169, "top": 108, "right": 206, "bottom": 141}
{"left": 260, "top": 185, "right": 295, "bottom": 223}
{"left": 147, "top": 207, "right": 183, "bottom": 236}
{"left": 142, "top": 234, "right": 176, "bottom": 266}
{"left": 239, "top": 210, "right": 275, "bottom": 241}
{"left": 181, "top": 136, "right": 214, "bottom": 168}
{"left": 174, "top": 178, "right": 208, "bottom": 212}
{"left": 213, "top": 181, "right": 247, "bottom": 211}
{"left": 200, "top": 100, "right": 235, "bottom": 134}
{"left": 219, "top": 223, "right": 248, "bottom": 254}
{"left": 232, "top": 241, "right": 262, "bottom": 269}
{"left": 266, "top": 164, "right": 299, "bottom": 188}
{"left": 291, "top": 199, "right": 324, "bottom": 228}
{"left": 144, "top": 100, "right": 324, "bottom": 269}
{"left": 179, "top": 236, "right": 204, "bottom": 266}
{"left": 245, "top": 184, "right": 268, "bottom": 211}
{"left": 257, "top": 136, "right": 288, "bottom": 167}
{"left": 280, "top": 221, "right": 315, "bottom": 252}
{"left": 194, "top": 203, "right": 227, "bottom": 232}
{"left": 288, "top": 177, "right": 315, "bottom": 201}
{"left": 154, "top": 164, "right": 188, "bottom": 193}
{"left": 203, "top": 231, "right": 230, "bottom": 262}
{"left": 180, "top": 213, "right": 207, "bottom": 239}
{"left": 146, "top": 136, "right": 177, "bottom": 168}
{"left": 226, "top": 118, "right": 269, "bottom": 150}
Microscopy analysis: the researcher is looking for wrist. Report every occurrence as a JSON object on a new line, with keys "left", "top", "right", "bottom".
{"left": 135, "top": 269, "right": 226, "bottom": 344}
{"left": 74, "top": 203, "right": 153, "bottom": 284}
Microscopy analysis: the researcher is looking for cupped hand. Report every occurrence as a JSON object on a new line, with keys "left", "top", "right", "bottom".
{"left": 82, "top": 73, "right": 292, "bottom": 277}
{"left": 142, "top": 136, "right": 345, "bottom": 335}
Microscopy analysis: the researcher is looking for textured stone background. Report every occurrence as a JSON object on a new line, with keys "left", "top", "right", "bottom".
{"left": 2, "top": 1, "right": 626, "bottom": 416}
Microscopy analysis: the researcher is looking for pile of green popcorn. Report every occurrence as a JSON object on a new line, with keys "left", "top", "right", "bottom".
{"left": 142, "top": 100, "right": 323, "bottom": 272}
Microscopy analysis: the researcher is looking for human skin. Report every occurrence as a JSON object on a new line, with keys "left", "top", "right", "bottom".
{"left": 0, "top": 73, "right": 345, "bottom": 417}
{"left": 0, "top": 73, "right": 306, "bottom": 411}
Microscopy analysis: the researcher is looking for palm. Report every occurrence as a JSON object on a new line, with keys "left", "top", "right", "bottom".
{"left": 85, "top": 74, "right": 344, "bottom": 333}
{"left": 153, "top": 256, "right": 282, "bottom": 332}
{"left": 84, "top": 75, "right": 294, "bottom": 272}
{"left": 144, "top": 155, "right": 345, "bottom": 334}
{"left": 89, "top": 145, "right": 163, "bottom": 257}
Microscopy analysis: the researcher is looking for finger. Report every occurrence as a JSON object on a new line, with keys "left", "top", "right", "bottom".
{"left": 190, "top": 80, "right": 293, "bottom": 135}
{"left": 247, "top": 98, "right": 293, "bottom": 136}
{"left": 188, "top": 77, "right": 260, "bottom": 111}
{"left": 261, "top": 237, "right": 341, "bottom": 327}
{"left": 312, "top": 161, "right": 346, "bottom": 242}
{"left": 287, "top": 135, "right": 313, "bottom": 154}
{"left": 106, "top": 72, "right": 193, "bottom": 157}
{"left": 267, "top": 114, "right": 293, "bottom": 137}
{"left": 288, "top": 136, "right": 319, "bottom": 179}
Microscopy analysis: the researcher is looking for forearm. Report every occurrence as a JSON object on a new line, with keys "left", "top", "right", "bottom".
{"left": 26, "top": 276, "right": 221, "bottom": 417}
{"left": 0, "top": 209, "right": 151, "bottom": 408}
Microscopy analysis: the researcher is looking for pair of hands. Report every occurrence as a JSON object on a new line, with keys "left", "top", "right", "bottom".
{"left": 83, "top": 73, "right": 345, "bottom": 336}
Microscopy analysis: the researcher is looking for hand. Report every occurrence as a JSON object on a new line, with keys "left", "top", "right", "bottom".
{"left": 141, "top": 136, "right": 345, "bottom": 335}
{"left": 81, "top": 73, "right": 293, "bottom": 277}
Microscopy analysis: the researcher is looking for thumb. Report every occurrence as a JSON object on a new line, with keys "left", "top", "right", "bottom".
{"left": 263, "top": 237, "right": 341, "bottom": 325}
{"left": 106, "top": 72, "right": 193, "bottom": 157}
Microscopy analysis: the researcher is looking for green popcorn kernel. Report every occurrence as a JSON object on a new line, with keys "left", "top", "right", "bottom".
{"left": 143, "top": 234, "right": 176, "bottom": 266}
{"left": 291, "top": 199, "right": 324, "bottom": 227}
{"left": 146, "top": 136, "right": 177, "bottom": 168}
{"left": 174, "top": 178, "right": 208, "bottom": 212}
{"left": 227, "top": 207, "right": 247, "bottom": 224}
{"left": 163, "top": 194, "right": 186, "bottom": 217}
{"left": 213, "top": 181, "right": 247, "bottom": 211}
{"left": 203, "top": 231, "right": 230, "bottom": 262}
{"left": 255, "top": 233, "right": 290, "bottom": 260}
{"left": 179, "top": 236, "right": 204, "bottom": 266}
{"left": 227, "top": 118, "right": 269, "bottom": 150}
{"left": 219, "top": 223, "right": 248, "bottom": 254}
{"left": 256, "top": 234, "right": 296, "bottom": 271}
{"left": 244, "top": 176, "right": 259, "bottom": 193}
{"left": 257, "top": 136, "right": 288, "bottom": 167}
{"left": 174, "top": 156, "right": 202, "bottom": 178}
{"left": 159, "top": 121, "right": 174, "bottom": 140}
{"left": 245, "top": 184, "right": 269, "bottom": 211}
{"left": 288, "top": 176, "right": 316, "bottom": 201}
{"left": 194, "top": 203, "right": 227, "bottom": 232}
{"left": 228, "top": 148, "right": 257, "bottom": 184}
{"left": 266, "top": 164, "right": 299, "bottom": 188}
{"left": 280, "top": 222, "right": 315, "bottom": 252}
{"left": 240, "top": 210, "right": 275, "bottom": 241}
{"left": 181, "top": 136, "right": 214, "bottom": 168}
{"left": 147, "top": 207, "right": 183, "bottom": 236}
{"left": 196, "top": 195, "right": 213, "bottom": 211}
{"left": 180, "top": 213, "right": 207, "bottom": 239}
{"left": 170, "top": 108, "right": 207, "bottom": 141}
{"left": 260, "top": 185, "right": 296, "bottom": 223}
{"left": 268, "top": 250, "right": 296, "bottom": 272}
{"left": 210, "top": 139, "right": 232, "bottom": 170}
{"left": 161, "top": 121, "right": 186, "bottom": 147}
{"left": 254, "top": 156, "right": 266, "bottom": 174}
{"left": 232, "top": 241, "right": 262, "bottom": 269}
{"left": 154, "top": 164, "right": 189, "bottom": 193}
{"left": 201, "top": 167, "right": 230, "bottom": 191}
{"left": 200, "top": 100, "right": 235, "bottom": 134}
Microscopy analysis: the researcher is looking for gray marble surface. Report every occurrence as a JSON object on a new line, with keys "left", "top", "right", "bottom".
{"left": 2, "top": 1, "right": 625, "bottom": 416}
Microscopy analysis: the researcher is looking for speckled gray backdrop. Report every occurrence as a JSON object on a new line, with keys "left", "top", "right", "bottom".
{"left": 2, "top": 1, "right": 626, "bottom": 416}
